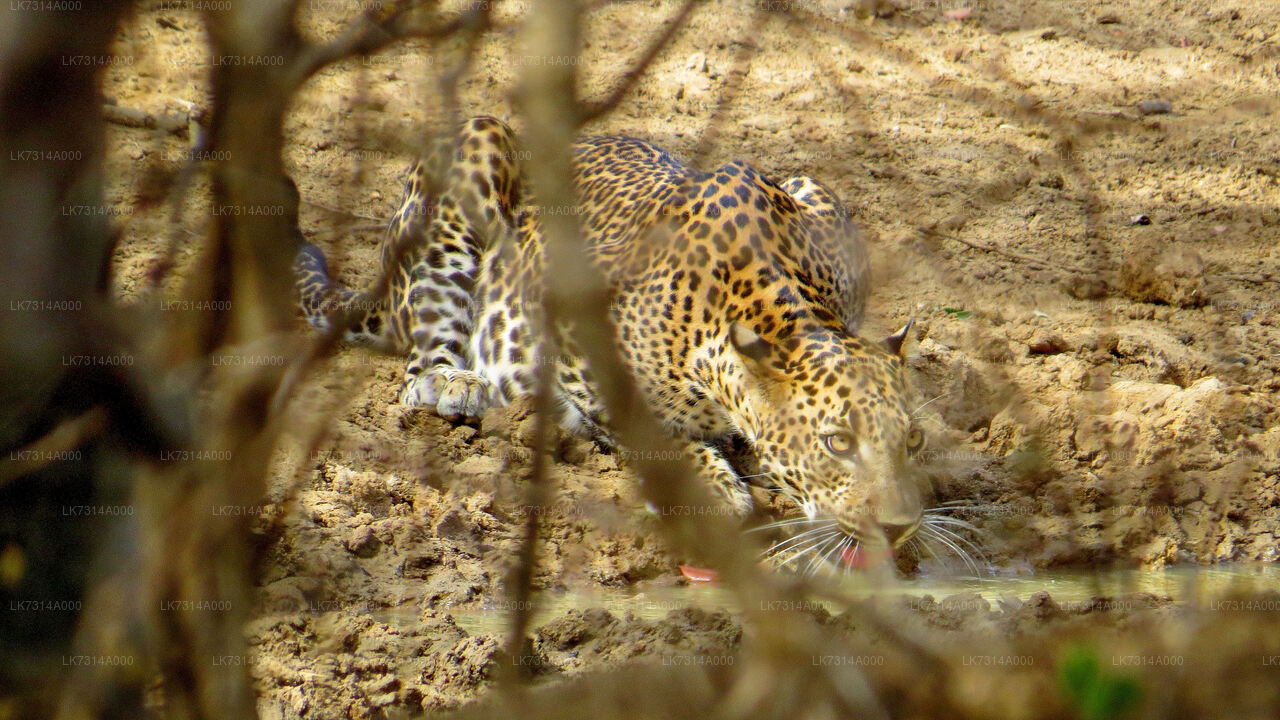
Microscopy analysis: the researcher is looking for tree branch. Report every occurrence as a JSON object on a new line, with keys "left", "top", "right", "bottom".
{"left": 578, "top": 0, "right": 700, "bottom": 124}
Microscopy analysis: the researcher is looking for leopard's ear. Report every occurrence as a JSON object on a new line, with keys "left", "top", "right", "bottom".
{"left": 729, "top": 322, "right": 775, "bottom": 365}
{"left": 883, "top": 319, "right": 914, "bottom": 359}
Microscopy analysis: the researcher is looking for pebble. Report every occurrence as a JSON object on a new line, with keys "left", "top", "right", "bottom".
{"left": 1028, "top": 331, "right": 1067, "bottom": 355}
{"left": 1137, "top": 100, "right": 1173, "bottom": 116}
{"left": 1119, "top": 239, "right": 1208, "bottom": 308}
{"left": 1062, "top": 276, "right": 1109, "bottom": 300}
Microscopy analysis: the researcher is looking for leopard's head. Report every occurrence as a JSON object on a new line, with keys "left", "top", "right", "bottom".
{"left": 728, "top": 320, "right": 925, "bottom": 558}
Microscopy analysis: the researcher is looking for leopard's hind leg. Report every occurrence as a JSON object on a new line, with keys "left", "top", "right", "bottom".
{"left": 777, "top": 175, "right": 869, "bottom": 332}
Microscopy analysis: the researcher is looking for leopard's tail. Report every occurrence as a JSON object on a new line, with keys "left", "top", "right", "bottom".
{"left": 278, "top": 171, "right": 392, "bottom": 348}
{"left": 292, "top": 238, "right": 394, "bottom": 350}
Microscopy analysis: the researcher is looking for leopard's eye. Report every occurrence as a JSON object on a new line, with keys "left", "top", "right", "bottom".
{"left": 905, "top": 427, "right": 924, "bottom": 453}
{"left": 822, "top": 432, "right": 858, "bottom": 459}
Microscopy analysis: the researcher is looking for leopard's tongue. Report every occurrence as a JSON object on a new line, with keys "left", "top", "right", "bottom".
{"left": 678, "top": 565, "right": 719, "bottom": 583}
{"left": 841, "top": 544, "right": 893, "bottom": 569}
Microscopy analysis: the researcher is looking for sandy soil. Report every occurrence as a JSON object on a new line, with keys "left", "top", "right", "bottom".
{"left": 104, "top": 0, "right": 1280, "bottom": 715}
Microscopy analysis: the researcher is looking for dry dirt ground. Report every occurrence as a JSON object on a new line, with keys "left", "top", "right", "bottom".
{"left": 105, "top": 0, "right": 1279, "bottom": 716}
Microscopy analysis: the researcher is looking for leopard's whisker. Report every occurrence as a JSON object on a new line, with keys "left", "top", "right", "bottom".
{"left": 771, "top": 533, "right": 841, "bottom": 572}
{"left": 804, "top": 534, "right": 843, "bottom": 577}
{"left": 765, "top": 528, "right": 839, "bottom": 562}
{"left": 914, "top": 534, "right": 937, "bottom": 561}
{"left": 923, "top": 515, "right": 982, "bottom": 533}
{"left": 812, "top": 532, "right": 855, "bottom": 577}
{"left": 922, "top": 506, "right": 979, "bottom": 516}
{"left": 919, "top": 525, "right": 981, "bottom": 577}
{"left": 918, "top": 526, "right": 976, "bottom": 576}
{"left": 769, "top": 530, "right": 843, "bottom": 569}
{"left": 913, "top": 416, "right": 950, "bottom": 433}
{"left": 823, "top": 534, "right": 855, "bottom": 577}
{"left": 913, "top": 535, "right": 947, "bottom": 575}
{"left": 927, "top": 523, "right": 989, "bottom": 568}
{"left": 842, "top": 539, "right": 860, "bottom": 577}
{"left": 911, "top": 392, "right": 952, "bottom": 418}
{"left": 762, "top": 524, "right": 839, "bottom": 558}
{"left": 746, "top": 517, "right": 825, "bottom": 533}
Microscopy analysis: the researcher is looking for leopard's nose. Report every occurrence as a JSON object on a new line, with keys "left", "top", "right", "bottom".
{"left": 879, "top": 521, "right": 917, "bottom": 547}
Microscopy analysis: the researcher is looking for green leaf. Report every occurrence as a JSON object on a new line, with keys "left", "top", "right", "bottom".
{"left": 1059, "top": 646, "right": 1101, "bottom": 699}
{"left": 1057, "top": 646, "right": 1143, "bottom": 720}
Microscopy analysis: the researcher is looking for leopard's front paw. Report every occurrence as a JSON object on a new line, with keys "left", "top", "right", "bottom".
{"left": 400, "top": 367, "right": 495, "bottom": 420}
{"left": 713, "top": 474, "right": 755, "bottom": 518}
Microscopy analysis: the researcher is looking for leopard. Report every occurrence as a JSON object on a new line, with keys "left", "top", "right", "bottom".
{"left": 294, "top": 115, "right": 934, "bottom": 565}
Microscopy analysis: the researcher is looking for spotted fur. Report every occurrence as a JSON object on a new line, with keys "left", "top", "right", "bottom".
{"left": 295, "top": 116, "right": 927, "bottom": 549}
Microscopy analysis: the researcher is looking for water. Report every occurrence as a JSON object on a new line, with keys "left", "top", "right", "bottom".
{"left": 375, "top": 565, "right": 1280, "bottom": 635}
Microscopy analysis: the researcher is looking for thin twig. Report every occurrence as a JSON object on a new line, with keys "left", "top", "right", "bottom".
{"left": 102, "top": 103, "right": 190, "bottom": 136}
{"left": 926, "top": 227, "right": 1098, "bottom": 276}
{"left": 578, "top": 0, "right": 700, "bottom": 124}
{"left": 302, "top": 198, "right": 387, "bottom": 224}
{"left": 0, "top": 408, "right": 107, "bottom": 489}
{"left": 691, "top": 11, "right": 768, "bottom": 164}
{"left": 1219, "top": 272, "right": 1280, "bottom": 285}
{"left": 297, "top": 0, "right": 471, "bottom": 79}
{"left": 307, "top": 223, "right": 387, "bottom": 236}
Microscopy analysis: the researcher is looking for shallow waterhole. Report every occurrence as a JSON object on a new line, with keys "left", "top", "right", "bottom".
{"left": 374, "top": 564, "right": 1280, "bottom": 636}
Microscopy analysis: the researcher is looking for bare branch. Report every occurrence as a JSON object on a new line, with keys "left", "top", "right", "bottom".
{"left": 297, "top": 1, "right": 477, "bottom": 80}
{"left": 578, "top": 0, "right": 700, "bottom": 124}
{"left": 0, "top": 409, "right": 106, "bottom": 490}
{"left": 690, "top": 11, "right": 768, "bottom": 164}
{"left": 102, "top": 103, "right": 190, "bottom": 136}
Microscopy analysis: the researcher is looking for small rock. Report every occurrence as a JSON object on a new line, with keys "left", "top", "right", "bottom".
{"left": 1136, "top": 99, "right": 1173, "bottom": 116}
{"left": 1040, "top": 29, "right": 1058, "bottom": 40}
{"left": 685, "top": 52, "right": 708, "bottom": 73}
{"left": 1128, "top": 214, "right": 1151, "bottom": 225}
{"left": 433, "top": 509, "right": 473, "bottom": 541}
{"left": 514, "top": 414, "right": 540, "bottom": 447}
{"left": 464, "top": 492, "right": 494, "bottom": 514}
{"left": 345, "top": 525, "right": 380, "bottom": 558}
{"left": 454, "top": 455, "right": 503, "bottom": 475}
{"left": 1022, "top": 591, "right": 1066, "bottom": 620}
{"left": 1062, "top": 276, "right": 1109, "bottom": 300}
{"left": 1027, "top": 331, "right": 1067, "bottom": 355}
{"left": 850, "top": 0, "right": 897, "bottom": 19}
{"left": 1038, "top": 173, "right": 1065, "bottom": 189}
{"left": 1096, "top": 13, "right": 1121, "bottom": 24}
{"left": 1119, "top": 239, "right": 1208, "bottom": 307}
{"left": 560, "top": 439, "right": 595, "bottom": 465}
{"left": 480, "top": 406, "right": 516, "bottom": 440}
